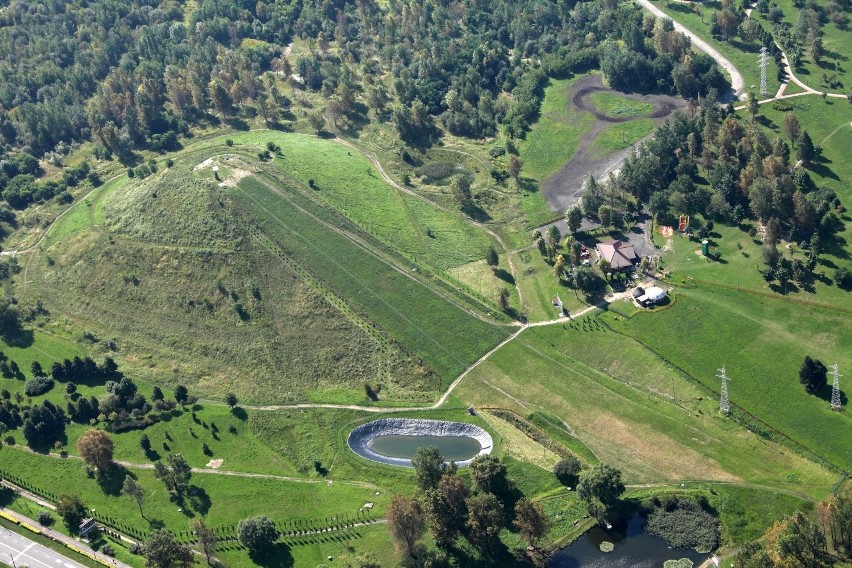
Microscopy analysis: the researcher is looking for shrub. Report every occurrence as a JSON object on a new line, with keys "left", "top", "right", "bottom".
{"left": 645, "top": 497, "right": 719, "bottom": 551}
{"left": 834, "top": 266, "right": 852, "bottom": 290}
{"left": 25, "top": 376, "right": 54, "bottom": 396}
{"left": 37, "top": 511, "right": 54, "bottom": 526}
{"left": 129, "top": 543, "right": 142, "bottom": 555}
{"left": 101, "top": 545, "right": 116, "bottom": 557}
{"left": 553, "top": 457, "right": 582, "bottom": 487}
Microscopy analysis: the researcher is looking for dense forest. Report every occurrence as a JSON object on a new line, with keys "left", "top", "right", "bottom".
{"left": 0, "top": 0, "right": 727, "bottom": 210}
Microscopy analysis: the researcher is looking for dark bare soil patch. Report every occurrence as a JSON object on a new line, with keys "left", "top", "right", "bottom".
{"left": 542, "top": 75, "right": 687, "bottom": 214}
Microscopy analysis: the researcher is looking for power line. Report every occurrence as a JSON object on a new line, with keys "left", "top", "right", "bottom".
{"left": 831, "top": 361, "right": 842, "bottom": 411}
{"left": 759, "top": 46, "right": 770, "bottom": 97}
{"left": 717, "top": 367, "right": 731, "bottom": 415}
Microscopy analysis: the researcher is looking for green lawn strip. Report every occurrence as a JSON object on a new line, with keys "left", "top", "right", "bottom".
{"left": 40, "top": 177, "right": 128, "bottom": 250}
{"left": 611, "top": 285, "right": 851, "bottom": 470}
{"left": 213, "top": 522, "right": 397, "bottom": 568}
{"left": 233, "top": 175, "right": 509, "bottom": 386}
{"left": 455, "top": 322, "right": 835, "bottom": 494}
{"left": 651, "top": 0, "right": 781, "bottom": 96}
{"left": 589, "top": 119, "right": 656, "bottom": 157}
{"left": 589, "top": 92, "right": 654, "bottom": 117}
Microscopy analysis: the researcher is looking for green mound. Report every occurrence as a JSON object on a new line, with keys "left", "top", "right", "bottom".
{"left": 26, "top": 153, "right": 508, "bottom": 404}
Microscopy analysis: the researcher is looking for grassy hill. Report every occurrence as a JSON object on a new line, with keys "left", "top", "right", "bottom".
{"left": 21, "top": 136, "right": 511, "bottom": 405}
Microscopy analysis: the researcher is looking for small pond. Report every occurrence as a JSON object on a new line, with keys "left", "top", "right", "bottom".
{"left": 348, "top": 418, "right": 493, "bottom": 468}
{"left": 551, "top": 514, "right": 708, "bottom": 568}
{"left": 368, "top": 434, "right": 482, "bottom": 461}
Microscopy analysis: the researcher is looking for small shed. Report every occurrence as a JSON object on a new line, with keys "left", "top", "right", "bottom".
{"left": 79, "top": 518, "right": 97, "bottom": 538}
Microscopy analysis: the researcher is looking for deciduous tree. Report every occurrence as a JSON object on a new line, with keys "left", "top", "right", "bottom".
{"left": 577, "top": 463, "right": 624, "bottom": 509}
{"left": 237, "top": 516, "right": 278, "bottom": 553}
{"left": 514, "top": 498, "right": 550, "bottom": 547}
{"left": 142, "top": 530, "right": 194, "bottom": 568}
{"left": 412, "top": 446, "right": 445, "bottom": 491}
{"left": 466, "top": 493, "right": 504, "bottom": 557}
{"left": 122, "top": 475, "right": 146, "bottom": 519}
{"left": 387, "top": 495, "right": 426, "bottom": 559}
{"left": 77, "top": 429, "right": 114, "bottom": 473}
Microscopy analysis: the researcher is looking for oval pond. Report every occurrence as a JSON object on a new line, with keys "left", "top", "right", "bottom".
{"left": 368, "top": 434, "right": 482, "bottom": 461}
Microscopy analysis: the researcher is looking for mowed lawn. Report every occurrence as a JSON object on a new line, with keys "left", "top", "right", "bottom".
{"left": 233, "top": 174, "right": 510, "bottom": 388}
{"left": 455, "top": 317, "right": 835, "bottom": 494}
{"left": 612, "top": 285, "right": 851, "bottom": 469}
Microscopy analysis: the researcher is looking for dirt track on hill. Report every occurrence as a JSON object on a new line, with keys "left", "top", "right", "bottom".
{"left": 542, "top": 75, "right": 687, "bottom": 214}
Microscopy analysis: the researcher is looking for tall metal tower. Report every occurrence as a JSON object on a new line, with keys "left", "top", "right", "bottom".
{"left": 759, "top": 47, "right": 770, "bottom": 97}
{"left": 831, "top": 361, "right": 842, "bottom": 411}
{"left": 717, "top": 367, "right": 731, "bottom": 415}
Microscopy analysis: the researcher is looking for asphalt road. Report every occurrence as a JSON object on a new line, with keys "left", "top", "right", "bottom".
{"left": 0, "top": 527, "right": 88, "bottom": 568}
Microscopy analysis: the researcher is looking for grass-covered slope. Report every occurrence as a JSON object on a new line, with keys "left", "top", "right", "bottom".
{"left": 24, "top": 141, "right": 510, "bottom": 404}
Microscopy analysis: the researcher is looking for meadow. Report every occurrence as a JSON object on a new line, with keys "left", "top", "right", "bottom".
{"left": 455, "top": 316, "right": 837, "bottom": 494}
{"left": 589, "top": 92, "right": 654, "bottom": 117}
{"left": 610, "top": 285, "right": 852, "bottom": 470}
{"left": 233, "top": 172, "right": 510, "bottom": 389}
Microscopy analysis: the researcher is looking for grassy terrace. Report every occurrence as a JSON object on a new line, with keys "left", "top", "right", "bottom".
{"left": 233, "top": 171, "right": 510, "bottom": 389}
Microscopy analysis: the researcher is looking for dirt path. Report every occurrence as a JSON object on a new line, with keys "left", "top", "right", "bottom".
{"left": 636, "top": 0, "right": 744, "bottom": 99}
{"left": 542, "top": 75, "right": 686, "bottom": 214}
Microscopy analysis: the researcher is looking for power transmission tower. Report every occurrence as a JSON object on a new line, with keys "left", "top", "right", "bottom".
{"left": 831, "top": 362, "right": 842, "bottom": 411}
{"left": 717, "top": 367, "right": 731, "bottom": 415}
{"left": 759, "top": 47, "right": 770, "bottom": 97}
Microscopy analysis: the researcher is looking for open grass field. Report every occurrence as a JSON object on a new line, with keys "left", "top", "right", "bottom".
{"left": 589, "top": 92, "right": 654, "bottom": 117}
{"left": 202, "top": 132, "right": 498, "bottom": 272}
{"left": 589, "top": 119, "right": 656, "bottom": 157}
{"left": 455, "top": 317, "right": 837, "bottom": 494}
{"left": 651, "top": 0, "right": 782, "bottom": 96}
{"left": 232, "top": 172, "right": 509, "bottom": 389}
{"left": 509, "top": 248, "right": 588, "bottom": 322}
{"left": 609, "top": 285, "right": 852, "bottom": 470}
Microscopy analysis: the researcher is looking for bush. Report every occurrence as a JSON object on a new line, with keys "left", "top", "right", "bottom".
{"left": 37, "top": 511, "right": 54, "bottom": 526}
{"left": 645, "top": 497, "right": 719, "bottom": 551}
{"left": 129, "top": 543, "right": 142, "bottom": 555}
{"left": 834, "top": 266, "right": 852, "bottom": 290}
{"left": 101, "top": 545, "right": 116, "bottom": 557}
{"left": 25, "top": 376, "right": 54, "bottom": 396}
{"left": 553, "top": 457, "right": 582, "bottom": 487}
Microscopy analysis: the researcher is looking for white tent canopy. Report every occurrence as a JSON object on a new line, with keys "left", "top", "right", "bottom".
{"left": 637, "top": 286, "right": 667, "bottom": 304}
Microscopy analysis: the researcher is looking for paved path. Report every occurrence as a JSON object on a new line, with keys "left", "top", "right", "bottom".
{"left": 635, "top": 0, "right": 744, "bottom": 100}
{"left": 0, "top": 508, "right": 132, "bottom": 568}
